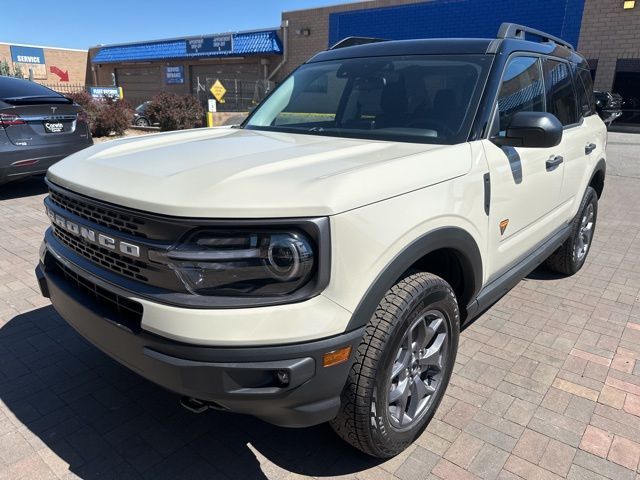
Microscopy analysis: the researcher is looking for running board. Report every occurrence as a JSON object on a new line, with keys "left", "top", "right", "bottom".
{"left": 465, "top": 224, "right": 572, "bottom": 322}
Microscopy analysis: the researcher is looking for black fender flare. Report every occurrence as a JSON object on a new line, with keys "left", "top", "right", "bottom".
{"left": 589, "top": 158, "right": 606, "bottom": 197}
{"left": 344, "top": 227, "right": 483, "bottom": 331}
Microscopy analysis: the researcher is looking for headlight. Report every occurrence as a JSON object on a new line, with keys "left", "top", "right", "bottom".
{"left": 151, "top": 230, "right": 316, "bottom": 297}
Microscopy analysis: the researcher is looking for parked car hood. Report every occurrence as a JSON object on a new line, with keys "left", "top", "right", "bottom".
{"left": 47, "top": 127, "right": 472, "bottom": 218}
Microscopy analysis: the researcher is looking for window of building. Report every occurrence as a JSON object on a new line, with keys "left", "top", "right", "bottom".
{"left": 613, "top": 58, "right": 640, "bottom": 125}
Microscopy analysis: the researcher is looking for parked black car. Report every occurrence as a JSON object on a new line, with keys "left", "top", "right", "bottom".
{"left": 594, "top": 91, "right": 623, "bottom": 127}
{"left": 0, "top": 76, "right": 93, "bottom": 185}
{"left": 132, "top": 101, "right": 156, "bottom": 127}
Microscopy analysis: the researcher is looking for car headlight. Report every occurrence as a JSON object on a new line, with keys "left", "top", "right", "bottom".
{"left": 151, "top": 230, "right": 316, "bottom": 296}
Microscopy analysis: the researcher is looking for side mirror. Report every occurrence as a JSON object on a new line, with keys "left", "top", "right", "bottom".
{"left": 492, "top": 111, "right": 563, "bottom": 148}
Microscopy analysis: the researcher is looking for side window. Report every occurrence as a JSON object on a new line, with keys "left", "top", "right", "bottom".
{"left": 497, "top": 56, "right": 544, "bottom": 135}
{"left": 542, "top": 59, "right": 579, "bottom": 126}
{"left": 576, "top": 67, "right": 597, "bottom": 116}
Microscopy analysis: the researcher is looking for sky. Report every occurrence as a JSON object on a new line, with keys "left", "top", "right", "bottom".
{"left": 1, "top": 0, "right": 355, "bottom": 50}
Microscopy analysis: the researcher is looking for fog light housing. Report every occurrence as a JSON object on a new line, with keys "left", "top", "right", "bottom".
{"left": 276, "top": 370, "right": 290, "bottom": 386}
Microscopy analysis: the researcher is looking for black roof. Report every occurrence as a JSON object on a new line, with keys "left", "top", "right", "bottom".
{"left": 308, "top": 23, "right": 587, "bottom": 67}
{"left": 309, "top": 38, "right": 495, "bottom": 63}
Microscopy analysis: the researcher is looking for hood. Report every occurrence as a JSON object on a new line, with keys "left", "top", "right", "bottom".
{"left": 47, "top": 127, "right": 472, "bottom": 218}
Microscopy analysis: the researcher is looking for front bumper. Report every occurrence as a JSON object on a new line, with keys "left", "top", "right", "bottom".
{"left": 36, "top": 248, "right": 363, "bottom": 428}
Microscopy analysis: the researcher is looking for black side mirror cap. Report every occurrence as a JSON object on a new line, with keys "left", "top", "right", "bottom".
{"left": 492, "top": 111, "right": 563, "bottom": 149}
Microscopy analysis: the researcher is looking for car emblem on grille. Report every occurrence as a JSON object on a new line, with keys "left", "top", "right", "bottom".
{"left": 51, "top": 106, "right": 57, "bottom": 113}
{"left": 46, "top": 206, "right": 141, "bottom": 258}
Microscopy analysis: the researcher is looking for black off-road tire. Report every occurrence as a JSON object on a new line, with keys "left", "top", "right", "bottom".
{"left": 545, "top": 186, "right": 598, "bottom": 276}
{"left": 330, "top": 272, "right": 460, "bottom": 458}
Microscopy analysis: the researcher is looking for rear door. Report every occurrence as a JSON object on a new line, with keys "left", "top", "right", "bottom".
{"left": 540, "top": 58, "right": 585, "bottom": 215}
{"left": 561, "top": 64, "right": 605, "bottom": 209}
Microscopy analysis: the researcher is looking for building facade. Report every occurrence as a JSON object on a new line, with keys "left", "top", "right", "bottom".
{"left": 88, "top": 30, "right": 283, "bottom": 111}
{"left": 0, "top": 42, "right": 87, "bottom": 89}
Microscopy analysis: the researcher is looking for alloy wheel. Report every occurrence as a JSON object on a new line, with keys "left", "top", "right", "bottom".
{"left": 575, "top": 203, "right": 595, "bottom": 261}
{"left": 387, "top": 310, "right": 449, "bottom": 429}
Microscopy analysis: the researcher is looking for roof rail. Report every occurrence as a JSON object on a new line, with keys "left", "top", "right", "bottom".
{"left": 329, "top": 36, "right": 388, "bottom": 50}
{"left": 497, "top": 23, "right": 574, "bottom": 51}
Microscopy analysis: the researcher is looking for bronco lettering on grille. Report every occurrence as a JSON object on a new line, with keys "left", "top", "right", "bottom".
{"left": 47, "top": 206, "right": 141, "bottom": 258}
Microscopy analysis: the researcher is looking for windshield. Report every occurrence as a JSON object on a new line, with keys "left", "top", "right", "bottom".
{"left": 245, "top": 55, "right": 491, "bottom": 144}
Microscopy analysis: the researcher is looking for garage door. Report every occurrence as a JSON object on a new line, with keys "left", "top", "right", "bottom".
{"left": 115, "top": 67, "right": 162, "bottom": 107}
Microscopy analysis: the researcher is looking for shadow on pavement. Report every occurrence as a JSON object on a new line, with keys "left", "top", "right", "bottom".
{"left": 0, "top": 306, "right": 380, "bottom": 479}
{"left": 0, "top": 176, "right": 48, "bottom": 201}
{"left": 526, "top": 265, "right": 567, "bottom": 281}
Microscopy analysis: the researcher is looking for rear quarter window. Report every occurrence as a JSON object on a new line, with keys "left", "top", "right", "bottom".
{"left": 0, "top": 76, "right": 64, "bottom": 101}
{"left": 575, "top": 66, "right": 597, "bottom": 116}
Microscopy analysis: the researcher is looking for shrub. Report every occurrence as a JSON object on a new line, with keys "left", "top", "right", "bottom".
{"left": 67, "top": 92, "right": 132, "bottom": 138}
{"left": 92, "top": 97, "right": 132, "bottom": 137}
{"left": 146, "top": 92, "right": 204, "bottom": 131}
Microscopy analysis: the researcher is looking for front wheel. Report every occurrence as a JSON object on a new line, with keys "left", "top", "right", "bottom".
{"left": 545, "top": 186, "right": 598, "bottom": 275}
{"left": 330, "top": 272, "right": 459, "bottom": 458}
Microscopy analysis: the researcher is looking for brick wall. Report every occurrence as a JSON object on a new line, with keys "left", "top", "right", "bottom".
{"left": 0, "top": 43, "right": 87, "bottom": 85}
{"left": 578, "top": 0, "right": 640, "bottom": 91}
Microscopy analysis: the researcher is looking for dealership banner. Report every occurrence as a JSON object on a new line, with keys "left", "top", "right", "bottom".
{"left": 89, "top": 86, "right": 124, "bottom": 100}
{"left": 10, "top": 45, "right": 47, "bottom": 79}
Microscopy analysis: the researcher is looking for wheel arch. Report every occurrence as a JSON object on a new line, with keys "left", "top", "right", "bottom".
{"left": 345, "top": 227, "right": 483, "bottom": 331}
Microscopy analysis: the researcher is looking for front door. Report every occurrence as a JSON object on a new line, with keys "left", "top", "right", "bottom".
{"left": 483, "top": 55, "right": 565, "bottom": 281}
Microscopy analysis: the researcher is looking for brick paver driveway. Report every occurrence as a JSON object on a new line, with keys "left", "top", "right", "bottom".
{"left": 1, "top": 133, "right": 639, "bottom": 480}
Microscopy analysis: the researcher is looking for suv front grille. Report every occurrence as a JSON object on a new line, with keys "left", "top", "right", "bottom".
{"left": 46, "top": 253, "right": 143, "bottom": 333}
{"left": 49, "top": 188, "right": 146, "bottom": 238}
{"left": 53, "top": 226, "right": 150, "bottom": 282}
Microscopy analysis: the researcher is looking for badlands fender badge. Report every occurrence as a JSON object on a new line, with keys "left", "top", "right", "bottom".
{"left": 499, "top": 219, "right": 509, "bottom": 236}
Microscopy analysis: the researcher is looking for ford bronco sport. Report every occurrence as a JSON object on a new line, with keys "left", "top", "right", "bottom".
{"left": 36, "top": 24, "right": 606, "bottom": 457}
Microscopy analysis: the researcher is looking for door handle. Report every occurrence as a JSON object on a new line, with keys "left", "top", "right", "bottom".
{"left": 546, "top": 155, "right": 564, "bottom": 171}
{"left": 585, "top": 143, "right": 597, "bottom": 155}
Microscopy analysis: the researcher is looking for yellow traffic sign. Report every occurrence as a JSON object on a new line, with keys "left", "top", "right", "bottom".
{"left": 210, "top": 80, "right": 226, "bottom": 103}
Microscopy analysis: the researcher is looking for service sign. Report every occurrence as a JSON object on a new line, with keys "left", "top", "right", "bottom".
{"left": 165, "top": 66, "right": 184, "bottom": 84}
{"left": 10, "top": 45, "right": 47, "bottom": 79}
{"left": 186, "top": 34, "right": 233, "bottom": 54}
{"left": 89, "top": 86, "right": 123, "bottom": 101}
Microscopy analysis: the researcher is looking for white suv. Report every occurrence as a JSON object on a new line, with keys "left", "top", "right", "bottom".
{"left": 36, "top": 24, "right": 606, "bottom": 457}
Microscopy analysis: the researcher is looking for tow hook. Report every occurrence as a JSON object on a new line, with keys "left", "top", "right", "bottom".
{"left": 179, "top": 396, "right": 227, "bottom": 414}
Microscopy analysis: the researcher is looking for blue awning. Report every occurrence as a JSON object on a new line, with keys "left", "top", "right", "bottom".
{"left": 92, "top": 30, "right": 282, "bottom": 63}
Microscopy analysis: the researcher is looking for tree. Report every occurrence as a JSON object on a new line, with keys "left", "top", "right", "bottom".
{"left": 0, "top": 60, "right": 25, "bottom": 78}
{"left": 0, "top": 60, "right": 11, "bottom": 76}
